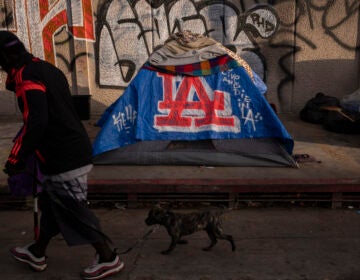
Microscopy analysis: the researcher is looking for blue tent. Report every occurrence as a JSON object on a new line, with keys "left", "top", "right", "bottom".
{"left": 92, "top": 62, "right": 296, "bottom": 167}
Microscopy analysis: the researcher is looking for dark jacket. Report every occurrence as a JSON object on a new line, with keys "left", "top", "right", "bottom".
{"left": 6, "top": 54, "right": 92, "bottom": 175}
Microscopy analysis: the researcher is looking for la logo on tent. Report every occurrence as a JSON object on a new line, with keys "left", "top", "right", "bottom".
{"left": 154, "top": 73, "right": 240, "bottom": 133}
{"left": 93, "top": 31, "right": 296, "bottom": 167}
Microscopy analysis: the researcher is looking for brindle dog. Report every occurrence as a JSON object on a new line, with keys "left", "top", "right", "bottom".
{"left": 145, "top": 204, "right": 236, "bottom": 254}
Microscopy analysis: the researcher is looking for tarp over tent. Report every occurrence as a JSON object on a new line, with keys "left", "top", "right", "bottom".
{"left": 93, "top": 32, "right": 297, "bottom": 167}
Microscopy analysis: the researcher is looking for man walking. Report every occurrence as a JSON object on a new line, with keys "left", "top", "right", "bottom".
{"left": 1, "top": 31, "right": 124, "bottom": 279}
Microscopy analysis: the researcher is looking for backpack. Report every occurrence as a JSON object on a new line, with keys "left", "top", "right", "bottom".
{"left": 299, "top": 92, "right": 340, "bottom": 124}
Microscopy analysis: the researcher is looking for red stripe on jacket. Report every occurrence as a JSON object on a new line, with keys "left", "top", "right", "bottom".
{"left": 8, "top": 67, "right": 46, "bottom": 164}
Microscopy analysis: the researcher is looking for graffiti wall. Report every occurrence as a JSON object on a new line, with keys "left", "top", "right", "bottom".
{"left": 0, "top": 0, "right": 359, "bottom": 118}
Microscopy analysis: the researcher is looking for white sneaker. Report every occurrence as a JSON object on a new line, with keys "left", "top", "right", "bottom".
{"left": 10, "top": 244, "right": 47, "bottom": 271}
{"left": 81, "top": 254, "right": 125, "bottom": 280}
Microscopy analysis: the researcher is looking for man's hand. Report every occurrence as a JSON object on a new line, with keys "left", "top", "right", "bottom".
{"left": 3, "top": 160, "right": 26, "bottom": 176}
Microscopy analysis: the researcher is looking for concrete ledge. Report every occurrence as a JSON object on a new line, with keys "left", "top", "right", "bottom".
{"left": 88, "top": 178, "right": 360, "bottom": 193}
{"left": 87, "top": 178, "right": 360, "bottom": 209}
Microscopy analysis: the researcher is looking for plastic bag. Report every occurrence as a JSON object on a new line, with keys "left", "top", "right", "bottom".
{"left": 7, "top": 155, "right": 43, "bottom": 197}
{"left": 340, "top": 88, "right": 360, "bottom": 113}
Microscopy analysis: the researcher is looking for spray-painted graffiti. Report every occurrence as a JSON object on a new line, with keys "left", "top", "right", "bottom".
{"left": 95, "top": 0, "right": 279, "bottom": 88}
{"left": 0, "top": 0, "right": 15, "bottom": 29}
{"left": 0, "top": 0, "right": 96, "bottom": 96}
{"left": 271, "top": 0, "right": 360, "bottom": 106}
{"left": 37, "top": 0, "right": 95, "bottom": 64}
{"left": 222, "top": 69, "right": 262, "bottom": 132}
{"left": 113, "top": 104, "right": 137, "bottom": 132}
{"left": 0, "top": 0, "right": 359, "bottom": 116}
{"left": 277, "top": 0, "right": 360, "bottom": 51}
{"left": 0, "top": 0, "right": 94, "bottom": 66}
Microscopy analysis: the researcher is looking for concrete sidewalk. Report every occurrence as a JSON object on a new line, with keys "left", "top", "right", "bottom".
{"left": 0, "top": 115, "right": 360, "bottom": 279}
{"left": 0, "top": 207, "right": 359, "bottom": 280}
{"left": 1, "top": 114, "right": 360, "bottom": 195}
{"left": 85, "top": 113, "right": 360, "bottom": 184}
{"left": 1, "top": 114, "right": 360, "bottom": 209}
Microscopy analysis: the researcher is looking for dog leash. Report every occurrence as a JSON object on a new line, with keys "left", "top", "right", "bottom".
{"left": 114, "top": 225, "right": 159, "bottom": 255}
{"left": 22, "top": 171, "right": 114, "bottom": 244}
{"left": 26, "top": 171, "right": 160, "bottom": 253}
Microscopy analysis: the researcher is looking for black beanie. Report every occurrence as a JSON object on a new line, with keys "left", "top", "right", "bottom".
{"left": 0, "top": 31, "right": 23, "bottom": 51}
{"left": 0, "top": 31, "right": 26, "bottom": 71}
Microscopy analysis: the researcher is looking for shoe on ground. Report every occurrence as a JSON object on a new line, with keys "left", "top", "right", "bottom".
{"left": 81, "top": 254, "right": 125, "bottom": 280}
{"left": 10, "top": 244, "right": 47, "bottom": 272}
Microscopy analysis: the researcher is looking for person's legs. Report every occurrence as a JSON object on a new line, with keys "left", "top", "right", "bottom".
{"left": 11, "top": 170, "right": 124, "bottom": 278}
{"left": 28, "top": 191, "right": 60, "bottom": 257}
{"left": 46, "top": 174, "right": 124, "bottom": 278}
{"left": 92, "top": 240, "right": 115, "bottom": 263}
{"left": 9, "top": 190, "right": 57, "bottom": 271}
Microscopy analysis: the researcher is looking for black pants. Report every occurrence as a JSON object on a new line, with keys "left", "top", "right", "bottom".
{"left": 38, "top": 190, "right": 108, "bottom": 246}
